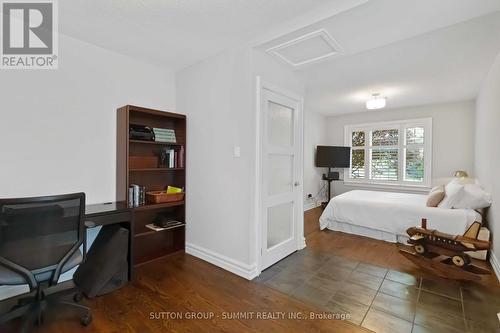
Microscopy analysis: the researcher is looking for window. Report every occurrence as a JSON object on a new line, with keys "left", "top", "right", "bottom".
{"left": 344, "top": 118, "right": 432, "bottom": 188}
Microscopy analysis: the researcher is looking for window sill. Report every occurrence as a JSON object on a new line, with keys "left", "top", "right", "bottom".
{"left": 343, "top": 181, "right": 431, "bottom": 193}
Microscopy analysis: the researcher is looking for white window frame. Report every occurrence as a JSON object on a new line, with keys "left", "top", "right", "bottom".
{"left": 344, "top": 118, "right": 432, "bottom": 191}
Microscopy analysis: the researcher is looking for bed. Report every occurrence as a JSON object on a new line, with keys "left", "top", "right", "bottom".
{"left": 319, "top": 190, "right": 482, "bottom": 244}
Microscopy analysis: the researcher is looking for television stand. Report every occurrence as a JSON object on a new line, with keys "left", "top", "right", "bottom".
{"left": 321, "top": 168, "right": 340, "bottom": 208}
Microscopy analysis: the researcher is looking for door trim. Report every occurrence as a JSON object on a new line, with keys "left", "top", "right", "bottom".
{"left": 254, "top": 76, "right": 305, "bottom": 275}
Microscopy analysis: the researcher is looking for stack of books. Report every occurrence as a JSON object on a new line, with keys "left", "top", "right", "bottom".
{"left": 146, "top": 220, "right": 184, "bottom": 231}
{"left": 153, "top": 128, "right": 176, "bottom": 143}
{"left": 160, "top": 146, "right": 184, "bottom": 168}
{"left": 128, "top": 184, "right": 146, "bottom": 207}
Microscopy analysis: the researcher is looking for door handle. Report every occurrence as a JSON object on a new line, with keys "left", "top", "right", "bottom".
{"left": 294, "top": 182, "right": 300, "bottom": 187}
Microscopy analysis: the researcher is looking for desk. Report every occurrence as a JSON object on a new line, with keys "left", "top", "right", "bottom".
{"left": 85, "top": 202, "right": 134, "bottom": 281}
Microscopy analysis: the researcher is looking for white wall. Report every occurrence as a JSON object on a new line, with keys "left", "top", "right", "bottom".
{"left": 474, "top": 51, "right": 500, "bottom": 268}
{"left": 0, "top": 33, "right": 175, "bottom": 205}
{"left": 304, "top": 110, "right": 328, "bottom": 209}
{"left": 177, "top": 47, "right": 255, "bottom": 271}
{"left": 325, "top": 101, "right": 476, "bottom": 195}
{"left": 0, "top": 33, "right": 175, "bottom": 300}
{"left": 176, "top": 48, "right": 304, "bottom": 277}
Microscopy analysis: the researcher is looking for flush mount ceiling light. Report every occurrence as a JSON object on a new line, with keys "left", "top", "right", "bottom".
{"left": 366, "top": 93, "right": 387, "bottom": 110}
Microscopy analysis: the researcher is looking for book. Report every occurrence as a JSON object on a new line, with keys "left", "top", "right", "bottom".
{"left": 128, "top": 187, "right": 134, "bottom": 207}
{"left": 167, "top": 186, "right": 183, "bottom": 194}
{"left": 159, "top": 147, "right": 183, "bottom": 168}
{"left": 145, "top": 223, "right": 167, "bottom": 231}
{"left": 169, "top": 149, "right": 175, "bottom": 168}
{"left": 153, "top": 128, "right": 176, "bottom": 143}
{"left": 131, "top": 184, "right": 140, "bottom": 207}
{"left": 129, "top": 184, "right": 146, "bottom": 206}
{"left": 146, "top": 221, "right": 184, "bottom": 231}
{"left": 155, "top": 137, "right": 176, "bottom": 143}
{"left": 139, "top": 186, "right": 146, "bottom": 205}
{"left": 163, "top": 220, "right": 184, "bottom": 228}
{"left": 179, "top": 146, "right": 184, "bottom": 168}
{"left": 153, "top": 128, "right": 173, "bottom": 134}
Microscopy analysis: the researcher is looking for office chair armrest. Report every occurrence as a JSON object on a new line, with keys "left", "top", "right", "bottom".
{"left": 82, "top": 220, "right": 95, "bottom": 262}
{"left": 84, "top": 221, "right": 96, "bottom": 228}
{"left": 0, "top": 257, "right": 37, "bottom": 291}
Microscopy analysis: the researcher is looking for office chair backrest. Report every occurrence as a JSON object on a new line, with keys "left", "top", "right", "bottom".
{"left": 0, "top": 193, "right": 85, "bottom": 286}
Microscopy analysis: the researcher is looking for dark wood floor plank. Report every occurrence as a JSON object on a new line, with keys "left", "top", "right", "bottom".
{"left": 13, "top": 206, "right": 495, "bottom": 332}
{"left": 28, "top": 246, "right": 369, "bottom": 332}
{"left": 304, "top": 207, "right": 499, "bottom": 289}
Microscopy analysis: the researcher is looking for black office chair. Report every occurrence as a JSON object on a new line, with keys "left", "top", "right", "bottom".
{"left": 0, "top": 193, "right": 92, "bottom": 332}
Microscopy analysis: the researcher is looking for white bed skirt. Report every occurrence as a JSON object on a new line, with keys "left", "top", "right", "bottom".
{"left": 325, "top": 219, "right": 409, "bottom": 244}
{"left": 319, "top": 190, "right": 481, "bottom": 246}
{"left": 325, "top": 219, "right": 488, "bottom": 261}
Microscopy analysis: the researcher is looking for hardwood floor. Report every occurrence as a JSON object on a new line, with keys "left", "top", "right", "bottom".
{"left": 3, "top": 207, "right": 497, "bottom": 332}
{"left": 304, "top": 207, "right": 499, "bottom": 289}
{"left": 304, "top": 206, "right": 322, "bottom": 237}
{"left": 25, "top": 252, "right": 370, "bottom": 333}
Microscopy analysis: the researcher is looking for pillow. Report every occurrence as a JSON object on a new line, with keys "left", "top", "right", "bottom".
{"left": 453, "top": 184, "right": 492, "bottom": 209}
{"left": 438, "top": 179, "right": 465, "bottom": 209}
{"left": 426, "top": 185, "right": 445, "bottom": 207}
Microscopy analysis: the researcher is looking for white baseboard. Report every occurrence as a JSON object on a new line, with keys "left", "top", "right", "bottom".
{"left": 304, "top": 201, "right": 322, "bottom": 211}
{"left": 489, "top": 252, "right": 500, "bottom": 282}
{"left": 300, "top": 237, "right": 306, "bottom": 249}
{"left": 186, "top": 243, "right": 259, "bottom": 280}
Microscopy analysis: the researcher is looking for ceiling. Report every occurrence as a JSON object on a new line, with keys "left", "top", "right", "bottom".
{"left": 301, "top": 11, "right": 500, "bottom": 115}
{"left": 58, "top": 0, "right": 364, "bottom": 70}
{"left": 255, "top": 0, "right": 500, "bottom": 115}
{"left": 57, "top": 0, "right": 500, "bottom": 115}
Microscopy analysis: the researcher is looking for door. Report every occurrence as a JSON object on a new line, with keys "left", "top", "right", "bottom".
{"left": 260, "top": 86, "right": 303, "bottom": 270}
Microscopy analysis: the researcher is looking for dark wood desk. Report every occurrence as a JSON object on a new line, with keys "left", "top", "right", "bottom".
{"left": 85, "top": 202, "right": 134, "bottom": 281}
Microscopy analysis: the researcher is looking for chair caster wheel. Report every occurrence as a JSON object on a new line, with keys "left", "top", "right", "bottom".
{"left": 74, "top": 293, "right": 83, "bottom": 303}
{"left": 81, "top": 312, "right": 92, "bottom": 326}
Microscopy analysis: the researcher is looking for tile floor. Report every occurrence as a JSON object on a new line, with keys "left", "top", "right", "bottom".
{"left": 254, "top": 249, "right": 500, "bottom": 333}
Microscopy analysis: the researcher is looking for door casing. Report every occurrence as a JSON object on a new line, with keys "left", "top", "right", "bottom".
{"left": 254, "top": 76, "right": 305, "bottom": 275}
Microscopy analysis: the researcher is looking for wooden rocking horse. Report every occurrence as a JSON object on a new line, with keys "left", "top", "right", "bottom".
{"left": 399, "top": 218, "right": 491, "bottom": 281}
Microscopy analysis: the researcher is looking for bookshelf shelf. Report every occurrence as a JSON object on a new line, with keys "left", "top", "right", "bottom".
{"left": 129, "top": 139, "right": 183, "bottom": 146}
{"left": 134, "top": 249, "right": 184, "bottom": 268}
{"left": 117, "top": 105, "right": 186, "bottom": 267}
{"left": 133, "top": 201, "right": 185, "bottom": 211}
{"left": 135, "top": 224, "right": 186, "bottom": 238}
{"left": 129, "top": 168, "right": 185, "bottom": 172}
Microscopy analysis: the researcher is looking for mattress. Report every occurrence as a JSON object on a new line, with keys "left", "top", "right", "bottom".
{"left": 319, "top": 190, "right": 482, "bottom": 242}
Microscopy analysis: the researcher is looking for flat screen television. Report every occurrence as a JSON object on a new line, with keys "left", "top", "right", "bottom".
{"left": 316, "top": 146, "right": 351, "bottom": 168}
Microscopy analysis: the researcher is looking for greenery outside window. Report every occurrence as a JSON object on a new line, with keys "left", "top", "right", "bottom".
{"left": 344, "top": 118, "right": 432, "bottom": 188}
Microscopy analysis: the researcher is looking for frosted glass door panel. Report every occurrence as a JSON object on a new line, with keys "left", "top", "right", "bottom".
{"left": 267, "top": 202, "right": 293, "bottom": 249}
{"left": 268, "top": 154, "right": 293, "bottom": 195}
{"left": 268, "top": 102, "right": 293, "bottom": 147}
{"left": 260, "top": 87, "right": 302, "bottom": 271}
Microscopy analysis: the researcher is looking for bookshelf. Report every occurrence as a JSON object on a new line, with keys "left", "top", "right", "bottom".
{"left": 129, "top": 168, "right": 185, "bottom": 172}
{"left": 116, "top": 105, "right": 186, "bottom": 266}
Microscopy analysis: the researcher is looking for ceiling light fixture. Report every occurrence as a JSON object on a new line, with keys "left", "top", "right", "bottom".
{"left": 366, "top": 93, "right": 386, "bottom": 110}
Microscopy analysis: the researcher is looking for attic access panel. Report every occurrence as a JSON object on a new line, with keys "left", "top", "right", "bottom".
{"left": 266, "top": 29, "right": 341, "bottom": 67}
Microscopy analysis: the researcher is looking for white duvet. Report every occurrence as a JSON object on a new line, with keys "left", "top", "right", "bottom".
{"left": 319, "top": 190, "right": 481, "bottom": 237}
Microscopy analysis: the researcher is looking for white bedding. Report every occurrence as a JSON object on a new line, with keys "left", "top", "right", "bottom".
{"left": 319, "top": 190, "right": 481, "bottom": 242}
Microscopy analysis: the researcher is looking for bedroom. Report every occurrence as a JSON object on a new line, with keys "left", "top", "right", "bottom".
{"left": 0, "top": 0, "right": 500, "bottom": 333}
{"left": 269, "top": 2, "right": 500, "bottom": 331}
